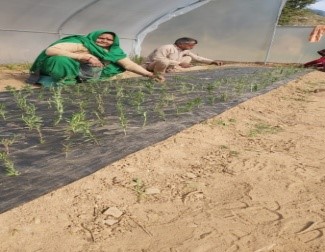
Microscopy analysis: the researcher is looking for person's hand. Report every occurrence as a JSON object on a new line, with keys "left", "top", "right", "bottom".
{"left": 210, "top": 60, "right": 223, "bottom": 66}
{"left": 309, "top": 25, "right": 325, "bottom": 42}
{"left": 179, "top": 62, "right": 192, "bottom": 68}
{"left": 80, "top": 54, "right": 104, "bottom": 67}
{"left": 154, "top": 74, "right": 165, "bottom": 83}
{"left": 145, "top": 72, "right": 165, "bottom": 83}
{"left": 87, "top": 57, "right": 104, "bottom": 67}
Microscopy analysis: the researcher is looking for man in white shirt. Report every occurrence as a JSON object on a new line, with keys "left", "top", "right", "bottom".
{"left": 144, "top": 37, "right": 222, "bottom": 77}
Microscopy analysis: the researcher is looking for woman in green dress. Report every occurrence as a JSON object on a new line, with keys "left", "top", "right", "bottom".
{"left": 28, "top": 30, "right": 161, "bottom": 87}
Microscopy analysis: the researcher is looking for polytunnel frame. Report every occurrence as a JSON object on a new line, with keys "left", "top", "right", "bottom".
{"left": 264, "top": 0, "right": 323, "bottom": 64}
{"left": 138, "top": 0, "right": 287, "bottom": 64}
{"left": 264, "top": 0, "right": 287, "bottom": 63}
{"left": 0, "top": 0, "right": 318, "bottom": 64}
{"left": 133, "top": 0, "right": 211, "bottom": 56}
{"left": 137, "top": 0, "right": 289, "bottom": 64}
{"left": 55, "top": 0, "right": 212, "bottom": 54}
{"left": 57, "top": 0, "right": 101, "bottom": 38}
{"left": 129, "top": 0, "right": 291, "bottom": 64}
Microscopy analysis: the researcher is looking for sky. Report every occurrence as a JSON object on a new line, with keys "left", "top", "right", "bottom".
{"left": 308, "top": 0, "right": 325, "bottom": 11}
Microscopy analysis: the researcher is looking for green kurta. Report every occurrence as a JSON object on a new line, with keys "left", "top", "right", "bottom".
{"left": 29, "top": 30, "right": 127, "bottom": 87}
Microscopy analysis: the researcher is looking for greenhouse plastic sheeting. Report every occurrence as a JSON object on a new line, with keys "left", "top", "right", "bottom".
{"left": 0, "top": 66, "right": 309, "bottom": 214}
{"left": 268, "top": 26, "right": 325, "bottom": 63}
{"left": 0, "top": 0, "right": 290, "bottom": 64}
{"left": 141, "top": 0, "right": 284, "bottom": 62}
{"left": 0, "top": 0, "right": 210, "bottom": 63}
{"left": 0, "top": 0, "right": 321, "bottom": 64}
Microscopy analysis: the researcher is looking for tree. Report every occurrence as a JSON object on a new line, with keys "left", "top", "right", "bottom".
{"left": 279, "top": 0, "right": 317, "bottom": 25}
{"left": 284, "top": 0, "right": 316, "bottom": 10}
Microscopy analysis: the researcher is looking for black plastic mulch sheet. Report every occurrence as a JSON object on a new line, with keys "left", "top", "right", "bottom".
{"left": 0, "top": 66, "right": 309, "bottom": 213}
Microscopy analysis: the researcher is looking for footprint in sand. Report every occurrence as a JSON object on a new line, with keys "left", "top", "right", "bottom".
{"left": 232, "top": 206, "right": 283, "bottom": 225}
{"left": 280, "top": 219, "right": 325, "bottom": 243}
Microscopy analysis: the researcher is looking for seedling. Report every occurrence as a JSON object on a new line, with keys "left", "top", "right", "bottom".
{"left": 248, "top": 122, "right": 282, "bottom": 137}
{"left": 95, "top": 94, "right": 105, "bottom": 114}
{"left": 20, "top": 102, "right": 44, "bottom": 143}
{"left": 130, "top": 90, "right": 145, "bottom": 114}
{"left": 214, "top": 119, "right": 227, "bottom": 126}
{"left": 142, "top": 111, "right": 147, "bottom": 127}
{"left": 219, "top": 91, "right": 229, "bottom": 102}
{"left": 206, "top": 82, "right": 216, "bottom": 94}
{"left": 13, "top": 91, "right": 28, "bottom": 111}
{"left": 154, "top": 102, "right": 166, "bottom": 120}
{"left": 0, "top": 103, "right": 7, "bottom": 120}
{"left": 0, "top": 135, "right": 17, "bottom": 154}
{"left": 179, "top": 81, "right": 193, "bottom": 94}
{"left": 144, "top": 80, "right": 155, "bottom": 94}
{"left": 251, "top": 82, "right": 258, "bottom": 92}
{"left": 94, "top": 111, "right": 106, "bottom": 126}
{"left": 116, "top": 100, "right": 128, "bottom": 135}
{"left": 66, "top": 110, "right": 98, "bottom": 144}
{"left": 132, "top": 178, "right": 146, "bottom": 202}
{"left": 229, "top": 150, "right": 240, "bottom": 157}
{"left": 155, "top": 88, "right": 175, "bottom": 116}
{"left": 176, "top": 97, "right": 202, "bottom": 114}
{"left": 49, "top": 87, "right": 64, "bottom": 125}
{"left": 234, "top": 79, "right": 246, "bottom": 94}
{"left": 12, "top": 89, "right": 44, "bottom": 144}
{"left": 205, "top": 81, "right": 222, "bottom": 105}
{"left": 0, "top": 152, "right": 19, "bottom": 176}
{"left": 62, "top": 143, "right": 71, "bottom": 158}
{"left": 116, "top": 84, "right": 125, "bottom": 98}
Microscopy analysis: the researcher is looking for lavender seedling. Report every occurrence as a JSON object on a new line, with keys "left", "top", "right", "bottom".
{"left": 0, "top": 103, "right": 7, "bottom": 120}
{"left": 0, "top": 135, "right": 17, "bottom": 154}
{"left": 132, "top": 178, "right": 146, "bottom": 203}
{"left": 21, "top": 102, "right": 44, "bottom": 143}
{"left": 49, "top": 87, "right": 64, "bottom": 125}
{"left": 116, "top": 100, "right": 128, "bottom": 135}
{"left": 66, "top": 109, "right": 98, "bottom": 144}
{"left": 0, "top": 152, "right": 19, "bottom": 176}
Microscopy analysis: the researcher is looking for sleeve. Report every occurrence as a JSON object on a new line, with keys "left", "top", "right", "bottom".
{"left": 45, "top": 43, "right": 89, "bottom": 60}
{"left": 153, "top": 45, "right": 180, "bottom": 65}
{"left": 186, "top": 51, "right": 214, "bottom": 64}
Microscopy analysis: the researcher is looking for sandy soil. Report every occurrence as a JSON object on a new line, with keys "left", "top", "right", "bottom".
{"left": 0, "top": 66, "right": 324, "bottom": 252}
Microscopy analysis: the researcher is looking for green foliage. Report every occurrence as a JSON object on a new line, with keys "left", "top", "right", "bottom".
{"left": 0, "top": 66, "right": 304, "bottom": 179}
{"left": 0, "top": 63, "right": 31, "bottom": 71}
{"left": 279, "top": 0, "right": 316, "bottom": 25}
{"left": 132, "top": 178, "right": 146, "bottom": 202}
{"left": 0, "top": 103, "right": 6, "bottom": 120}
{"left": 248, "top": 123, "right": 282, "bottom": 137}
{"left": 284, "top": 0, "right": 316, "bottom": 10}
{"left": 0, "top": 152, "right": 20, "bottom": 176}
{"left": 49, "top": 87, "right": 64, "bottom": 125}
{"left": 66, "top": 110, "right": 97, "bottom": 143}
{"left": 130, "top": 55, "right": 144, "bottom": 65}
{"left": 116, "top": 100, "right": 128, "bottom": 135}
{"left": 11, "top": 89, "right": 44, "bottom": 143}
{"left": 176, "top": 97, "right": 202, "bottom": 114}
{"left": 0, "top": 136, "right": 17, "bottom": 154}
{"left": 0, "top": 135, "right": 19, "bottom": 177}
{"left": 130, "top": 90, "right": 146, "bottom": 113}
